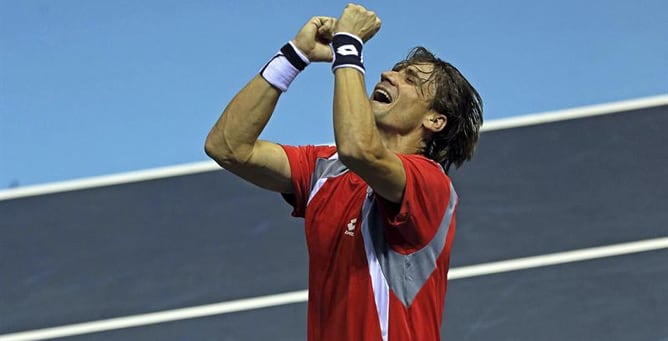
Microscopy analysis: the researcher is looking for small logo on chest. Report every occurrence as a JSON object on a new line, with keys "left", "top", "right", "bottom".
{"left": 345, "top": 218, "right": 357, "bottom": 237}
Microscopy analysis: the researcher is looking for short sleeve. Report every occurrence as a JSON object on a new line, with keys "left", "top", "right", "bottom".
{"left": 376, "top": 154, "right": 453, "bottom": 252}
{"left": 280, "top": 144, "right": 336, "bottom": 218}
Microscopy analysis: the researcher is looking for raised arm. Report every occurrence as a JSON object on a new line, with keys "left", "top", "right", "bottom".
{"left": 205, "top": 76, "right": 289, "bottom": 192}
{"left": 205, "top": 17, "right": 336, "bottom": 193}
{"left": 331, "top": 5, "right": 407, "bottom": 203}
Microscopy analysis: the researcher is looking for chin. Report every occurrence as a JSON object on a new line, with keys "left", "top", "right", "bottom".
{"left": 371, "top": 101, "right": 391, "bottom": 116}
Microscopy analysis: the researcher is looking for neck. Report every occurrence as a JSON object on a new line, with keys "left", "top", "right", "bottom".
{"left": 377, "top": 127, "right": 425, "bottom": 155}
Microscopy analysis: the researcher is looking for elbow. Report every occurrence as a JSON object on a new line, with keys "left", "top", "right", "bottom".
{"left": 204, "top": 132, "right": 239, "bottom": 167}
{"left": 204, "top": 135, "right": 225, "bottom": 163}
{"left": 204, "top": 137, "right": 221, "bottom": 161}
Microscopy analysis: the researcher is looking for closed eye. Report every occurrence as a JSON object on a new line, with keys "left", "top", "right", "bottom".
{"left": 405, "top": 69, "right": 422, "bottom": 85}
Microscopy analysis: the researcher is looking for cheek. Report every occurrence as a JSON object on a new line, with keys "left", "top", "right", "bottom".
{"left": 400, "top": 99, "right": 430, "bottom": 120}
{"left": 397, "top": 108, "right": 426, "bottom": 128}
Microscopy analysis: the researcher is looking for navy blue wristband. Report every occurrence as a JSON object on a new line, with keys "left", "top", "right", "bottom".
{"left": 280, "top": 42, "right": 308, "bottom": 71}
{"left": 331, "top": 33, "right": 365, "bottom": 74}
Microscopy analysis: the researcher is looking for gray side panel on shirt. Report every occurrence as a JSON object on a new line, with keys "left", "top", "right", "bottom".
{"left": 309, "top": 155, "right": 349, "bottom": 193}
{"left": 365, "top": 182, "right": 458, "bottom": 307}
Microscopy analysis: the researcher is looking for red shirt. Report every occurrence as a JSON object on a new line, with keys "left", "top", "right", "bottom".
{"left": 281, "top": 144, "right": 458, "bottom": 341}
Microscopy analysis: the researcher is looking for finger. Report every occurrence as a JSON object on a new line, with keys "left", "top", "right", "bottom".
{"left": 318, "top": 17, "right": 335, "bottom": 30}
{"left": 318, "top": 18, "right": 336, "bottom": 39}
{"left": 312, "top": 16, "right": 335, "bottom": 28}
{"left": 371, "top": 18, "right": 382, "bottom": 38}
{"left": 318, "top": 27, "right": 332, "bottom": 41}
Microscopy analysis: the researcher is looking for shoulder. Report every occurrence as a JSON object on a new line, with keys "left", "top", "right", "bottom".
{"left": 397, "top": 153, "right": 451, "bottom": 184}
{"left": 395, "top": 153, "right": 454, "bottom": 222}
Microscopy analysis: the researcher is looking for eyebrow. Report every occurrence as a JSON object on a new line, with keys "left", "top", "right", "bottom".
{"left": 405, "top": 67, "right": 419, "bottom": 77}
{"left": 404, "top": 65, "right": 437, "bottom": 98}
{"left": 405, "top": 66, "right": 429, "bottom": 85}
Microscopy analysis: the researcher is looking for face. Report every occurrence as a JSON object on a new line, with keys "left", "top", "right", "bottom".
{"left": 370, "top": 62, "right": 439, "bottom": 135}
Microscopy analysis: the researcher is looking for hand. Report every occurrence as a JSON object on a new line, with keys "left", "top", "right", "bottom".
{"left": 334, "top": 4, "right": 381, "bottom": 42}
{"left": 292, "top": 16, "right": 337, "bottom": 62}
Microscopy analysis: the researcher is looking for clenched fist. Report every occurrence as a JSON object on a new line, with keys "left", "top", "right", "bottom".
{"left": 292, "top": 16, "right": 337, "bottom": 62}
{"left": 334, "top": 4, "right": 381, "bottom": 42}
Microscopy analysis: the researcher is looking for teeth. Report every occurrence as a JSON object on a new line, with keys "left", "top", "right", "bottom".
{"left": 376, "top": 89, "right": 391, "bottom": 102}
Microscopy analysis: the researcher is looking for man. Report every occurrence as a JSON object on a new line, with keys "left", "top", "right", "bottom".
{"left": 205, "top": 4, "right": 482, "bottom": 340}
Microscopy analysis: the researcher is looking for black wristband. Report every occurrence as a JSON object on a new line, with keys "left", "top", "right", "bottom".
{"left": 280, "top": 43, "right": 308, "bottom": 71}
{"left": 331, "top": 33, "right": 365, "bottom": 74}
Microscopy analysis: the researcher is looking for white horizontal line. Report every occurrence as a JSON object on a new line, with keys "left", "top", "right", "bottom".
{"left": 481, "top": 93, "right": 668, "bottom": 131}
{"left": 0, "top": 291, "right": 309, "bottom": 341}
{"left": 1, "top": 236, "right": 667, "bottom": 341}
{"left": 0, "top": 161, "right": 220, "bottom": 201}
{"left": 447, "top": 236, "right": 668, "bottom": 279}
{"left": 316, "top": 93, "right": 668, "bottom": 149}
{"left": 1, "top": 94, "right": 666, "bottom": 201}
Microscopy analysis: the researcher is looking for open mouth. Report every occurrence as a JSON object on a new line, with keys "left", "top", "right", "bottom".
{"left": 372, "top": 88, "right": 393, "bottom": 104}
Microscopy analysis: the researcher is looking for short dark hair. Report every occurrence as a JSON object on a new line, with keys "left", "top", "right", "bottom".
{"left": 393, "top": 47, "right": 483, "bottom": 172}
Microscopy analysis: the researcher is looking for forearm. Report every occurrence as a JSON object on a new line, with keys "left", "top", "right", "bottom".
{"left": 206, "top": 19, "right": 334, "bottom": 166}
{"left": 333, "top": 69, "right": 383, "bottom": 160}
{"left": 205, "top": 75, "right": 280, "bottom": 165}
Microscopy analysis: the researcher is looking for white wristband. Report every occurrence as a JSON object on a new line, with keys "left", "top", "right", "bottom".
{"left": 260, "top": 42, "right": 310, "bottom": 92}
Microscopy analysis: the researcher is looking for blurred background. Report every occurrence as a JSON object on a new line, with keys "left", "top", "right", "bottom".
{"left": 1, "top": 1, "right": 667, "bottom": 340}
{"left": 1, "top": 0, "right": 666, "bottom": 188}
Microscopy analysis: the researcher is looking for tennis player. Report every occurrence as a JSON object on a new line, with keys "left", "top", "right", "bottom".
{"left": 205, "top": 4, "right": 482, "bottom": 340}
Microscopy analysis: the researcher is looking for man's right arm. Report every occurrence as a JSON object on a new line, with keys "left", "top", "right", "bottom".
{"left": 204, "top": 75, "right": 293, "bottom": 193}
{"left": 204, "top": 16, "right": 336, "bottom": 194}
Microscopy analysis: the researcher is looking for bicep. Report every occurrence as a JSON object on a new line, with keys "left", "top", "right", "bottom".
{"left": 223, "top": 140, "right": 294, "bottom": 194}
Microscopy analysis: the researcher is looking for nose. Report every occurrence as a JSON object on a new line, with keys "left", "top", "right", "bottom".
{"left": 380, "top": 70, "right": 397, "bottom": 86}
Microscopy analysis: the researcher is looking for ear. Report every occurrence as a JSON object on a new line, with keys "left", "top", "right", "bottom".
{"left": 423, "top": 111, "right": 447, "bottom": 133}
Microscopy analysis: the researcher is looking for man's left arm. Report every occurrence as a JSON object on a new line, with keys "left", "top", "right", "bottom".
{"left": 332, "top": 4, "right": 405, "bottom": 203}
{"left": 334, "top": 70, "right": 406, "bottom": 204}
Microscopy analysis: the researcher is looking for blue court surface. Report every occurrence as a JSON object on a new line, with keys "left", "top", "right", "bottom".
{"left": 1, "top": 95, "right": 667, "bottom": 340}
